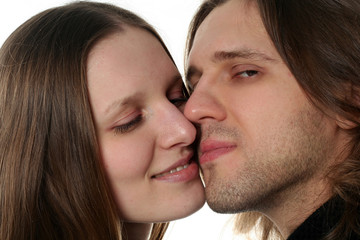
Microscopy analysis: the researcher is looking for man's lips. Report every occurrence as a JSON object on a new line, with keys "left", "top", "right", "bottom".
{"left": 199, "top": 140, "right": 236, "bottom": 164}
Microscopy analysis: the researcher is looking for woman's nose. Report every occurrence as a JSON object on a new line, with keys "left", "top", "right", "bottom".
{"left": 158, "top": 104, "right": 197, "bottom": 149}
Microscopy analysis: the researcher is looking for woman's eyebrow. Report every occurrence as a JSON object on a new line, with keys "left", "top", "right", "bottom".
{"left": 104, "top": 92, "right": 144, "bottom": 117}
{"left": 169, "top": 74, "right": 184, "bottom": 86}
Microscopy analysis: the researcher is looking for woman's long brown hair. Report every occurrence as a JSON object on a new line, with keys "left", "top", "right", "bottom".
{"left": 0, "top": 2, "right": 170, "bottom": 239}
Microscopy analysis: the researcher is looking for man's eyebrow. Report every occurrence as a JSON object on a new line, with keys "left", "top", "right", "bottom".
{"left": 212, "top": 49, "right": 276, "bottom": 63}
{"left": 186, "top": 49, "right": 276, "bottom": 82}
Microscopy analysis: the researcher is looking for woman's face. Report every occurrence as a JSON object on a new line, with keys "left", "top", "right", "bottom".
{"left": 87, "top": 27, "right": 205, "bottom": 222}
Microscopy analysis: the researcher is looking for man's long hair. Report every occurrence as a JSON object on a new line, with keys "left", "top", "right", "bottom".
{"left": 186, "top": 0, "right": 360, "bottom": 239}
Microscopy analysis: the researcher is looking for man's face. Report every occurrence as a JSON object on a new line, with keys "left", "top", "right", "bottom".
{"left": 184, "top": 0, "right": 338, "bottom": 213}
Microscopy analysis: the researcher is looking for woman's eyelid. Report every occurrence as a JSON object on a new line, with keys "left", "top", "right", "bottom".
{"left": 112, "top": 110, "right": 141, "bottom": 127}
{"left": 166, "top": 88, "right": 187, "bottom": 109}
{"left": 113, "top": 114, "right": 143, "bottom": 135}
{"left": 168, "top": 89, "right": 186, "bottom": 99}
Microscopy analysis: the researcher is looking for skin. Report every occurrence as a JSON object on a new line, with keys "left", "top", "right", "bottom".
{"left": 87, "top": 26, "right": 205, "bottom": 238}
{"left": 184, "top": 0, "right": 349, "bottom": 237}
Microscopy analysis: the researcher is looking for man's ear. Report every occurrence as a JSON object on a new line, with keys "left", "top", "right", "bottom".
{"left": 335, "top": 115, "right": 357, "bottom": 130}
{"left": 336, "top": 83, "right": 359, "bottom": 130}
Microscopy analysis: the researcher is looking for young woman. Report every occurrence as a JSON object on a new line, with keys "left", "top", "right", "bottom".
{"left": 0, "top": 2, "right": 205, "bottom": 240}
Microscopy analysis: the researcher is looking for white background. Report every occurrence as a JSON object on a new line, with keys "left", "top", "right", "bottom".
{"left": 0, "top": 1, "right": 247, "bottom": 239}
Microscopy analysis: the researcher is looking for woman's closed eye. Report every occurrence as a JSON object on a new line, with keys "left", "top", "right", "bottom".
{"left": 114, "top": 114, "right": 143, "bottom": 135}
{"left": 168, "top": 86, "right": 188, "bottom": 108}
{"left": 169, "top": 97, "right": 187, "bottom": 108}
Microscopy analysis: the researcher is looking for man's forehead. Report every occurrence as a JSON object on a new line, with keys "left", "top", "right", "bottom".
{"left": 190, "top": 0, "right": 261, "bottom": 48}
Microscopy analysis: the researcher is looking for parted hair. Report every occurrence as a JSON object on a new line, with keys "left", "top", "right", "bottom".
{"left": 0, "top": 2, "right": 169, "bottom": 239}
{"left": 186, "top": 0, "right": 360, "bottom": 239}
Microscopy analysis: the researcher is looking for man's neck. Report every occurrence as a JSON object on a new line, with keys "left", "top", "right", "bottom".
{"left": 263, "top": 175, "right": 333, "bottom": 239}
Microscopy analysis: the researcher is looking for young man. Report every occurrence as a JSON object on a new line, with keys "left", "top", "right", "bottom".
{"left": 184, "top": 0, "right": 360, "bottom": 239}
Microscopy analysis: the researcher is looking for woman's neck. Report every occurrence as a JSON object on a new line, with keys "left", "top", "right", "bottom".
{"left": 122, "top": 222, "right": 153, "bottom": 240}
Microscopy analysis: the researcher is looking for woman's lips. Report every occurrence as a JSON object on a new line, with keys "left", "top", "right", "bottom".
{"left": 199, "top": 140, "right": 237, "bottom": 164}
{"left": 152, "top": 152, "right": 200, "bottom": 182}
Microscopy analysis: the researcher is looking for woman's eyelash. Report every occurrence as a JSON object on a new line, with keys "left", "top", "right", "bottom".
{"left": 170, "top": 97, "right": 187, "bottom": 107}
{"left": 114, "top": 114, "right": 142, "bottom": 134}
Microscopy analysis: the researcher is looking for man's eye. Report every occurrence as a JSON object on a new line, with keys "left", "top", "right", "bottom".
{"left": 235, "top": 70, "right": 258, "bottom": 78}
{"left": 114, "top": 114, "right": 142, "bottom": 134}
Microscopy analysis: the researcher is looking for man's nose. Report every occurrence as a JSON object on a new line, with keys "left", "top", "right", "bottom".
{"left": 184, "top": 80, "right": 226, "bottom": 124}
